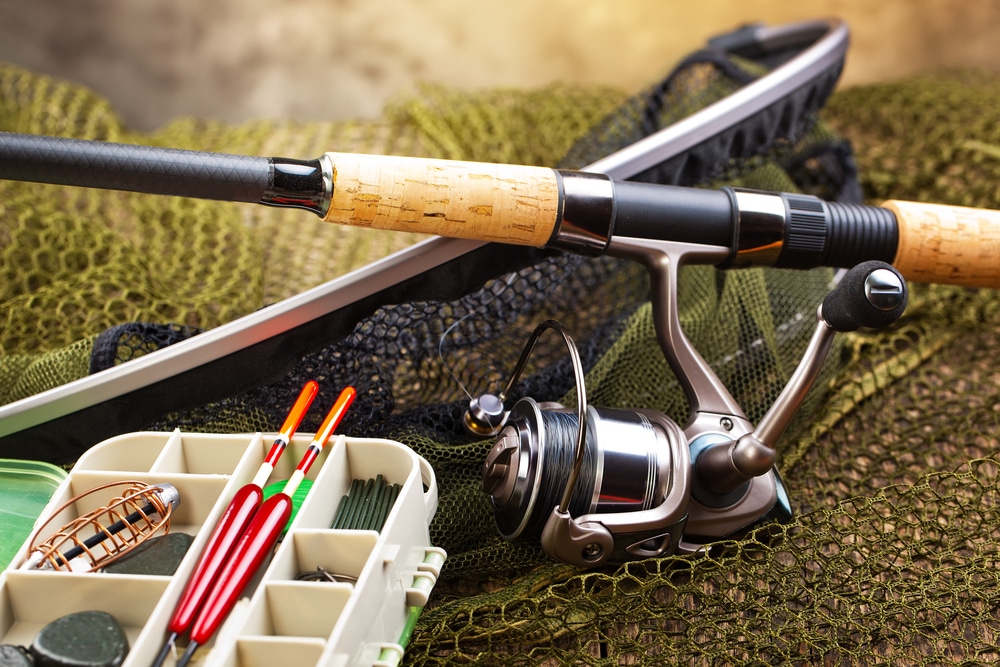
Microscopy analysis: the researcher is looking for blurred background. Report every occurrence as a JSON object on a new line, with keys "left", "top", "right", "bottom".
{"left": 0, "top": 0, "right": 997, "bottom": 132}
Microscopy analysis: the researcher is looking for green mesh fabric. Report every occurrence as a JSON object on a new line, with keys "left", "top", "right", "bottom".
{"left": 3, "top": 55, "right": 1000, "bottom": 665}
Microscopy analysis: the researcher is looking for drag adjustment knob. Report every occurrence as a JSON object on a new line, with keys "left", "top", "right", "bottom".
{"left": 821, "top": 260, "right": 908, "bottom": 331}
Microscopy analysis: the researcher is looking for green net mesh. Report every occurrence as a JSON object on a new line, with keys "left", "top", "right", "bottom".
{"left": 3, "top": 49, "right": 1000, "bottom": 664}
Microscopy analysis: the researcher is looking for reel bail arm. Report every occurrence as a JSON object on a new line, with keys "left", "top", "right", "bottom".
{"left": 480, "top": 321, "right": 615, "bottom": 566}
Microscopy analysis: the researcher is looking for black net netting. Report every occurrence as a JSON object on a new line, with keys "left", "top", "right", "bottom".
{"left": 3, "top": 35, "right": 1000, "bottom": 665}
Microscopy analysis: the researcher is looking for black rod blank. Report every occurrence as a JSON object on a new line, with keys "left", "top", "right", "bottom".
{"left": 0, "top": 131, "right": 270, "bottom": 203}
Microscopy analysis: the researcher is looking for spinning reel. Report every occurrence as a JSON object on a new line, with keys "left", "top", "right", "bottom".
{"left": 469, "top": 242, "right": 908, "bottom": 568}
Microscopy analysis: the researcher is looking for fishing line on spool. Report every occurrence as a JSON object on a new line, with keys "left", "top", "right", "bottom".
{"left": 516, "top": 408, "right": 598, "bottom": 537}
{"left": 478, "top": 319, "right": 596, "bottom": 538}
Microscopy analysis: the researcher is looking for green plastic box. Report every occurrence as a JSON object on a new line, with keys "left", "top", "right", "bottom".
{"left": 0, "top": 459, "right": 67, "bottom": 569}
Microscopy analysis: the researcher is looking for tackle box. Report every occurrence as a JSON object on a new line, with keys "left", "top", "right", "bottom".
{"left": 0, "top": 430, "right": 446, "bottom": 667}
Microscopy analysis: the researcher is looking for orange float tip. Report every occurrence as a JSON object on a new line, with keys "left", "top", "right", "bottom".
{"left": 277, "top": 380, "right": 320, "bottom": 438}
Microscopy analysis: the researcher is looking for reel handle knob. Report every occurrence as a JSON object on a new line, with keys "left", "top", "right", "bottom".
{"left": 821, "top": 260, "right": 908, "bottom": 332}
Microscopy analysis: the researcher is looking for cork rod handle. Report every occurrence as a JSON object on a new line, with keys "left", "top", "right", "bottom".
{"left": 321, "top": 152, "right": 561, "bottom": 246}
{"left": 883, "top": 199, "right": 1000, "bottom": 288}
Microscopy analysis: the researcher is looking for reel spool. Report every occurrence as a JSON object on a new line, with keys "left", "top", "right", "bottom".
{"left": 483, "top": 398, "right": 689, "bottom": 565}
{"left": 476, "top": 320, "right": 690, "bottom": 567}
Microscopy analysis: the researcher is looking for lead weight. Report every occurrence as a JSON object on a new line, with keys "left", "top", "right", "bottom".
{"left": 31, "top": 610, "right": 128, "bottom": 667}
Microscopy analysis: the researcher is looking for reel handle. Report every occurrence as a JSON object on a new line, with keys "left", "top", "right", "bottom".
{"left": 694, "top": 261, "right": 907, "bottom": 498}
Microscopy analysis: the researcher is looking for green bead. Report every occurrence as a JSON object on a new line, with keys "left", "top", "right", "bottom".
{"left": 30, "top": 610, "right": 128, "bottom": 667}
{"left": 262, "top": 479, "right": 313, "bottom": 531}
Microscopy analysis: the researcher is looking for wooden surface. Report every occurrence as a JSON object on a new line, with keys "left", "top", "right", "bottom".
{"left": 884, "top": 199, "right": 1000, "bottom": 288}
{"left": 323, "top": 153, "right": 560, "bottom": 246}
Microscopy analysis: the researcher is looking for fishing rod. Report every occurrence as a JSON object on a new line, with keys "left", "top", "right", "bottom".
{"left": 1, "top": 133, "right": 998, "bottom": 289}
{"left": 0, "top": 17, "right": 860, "bottom": 458}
